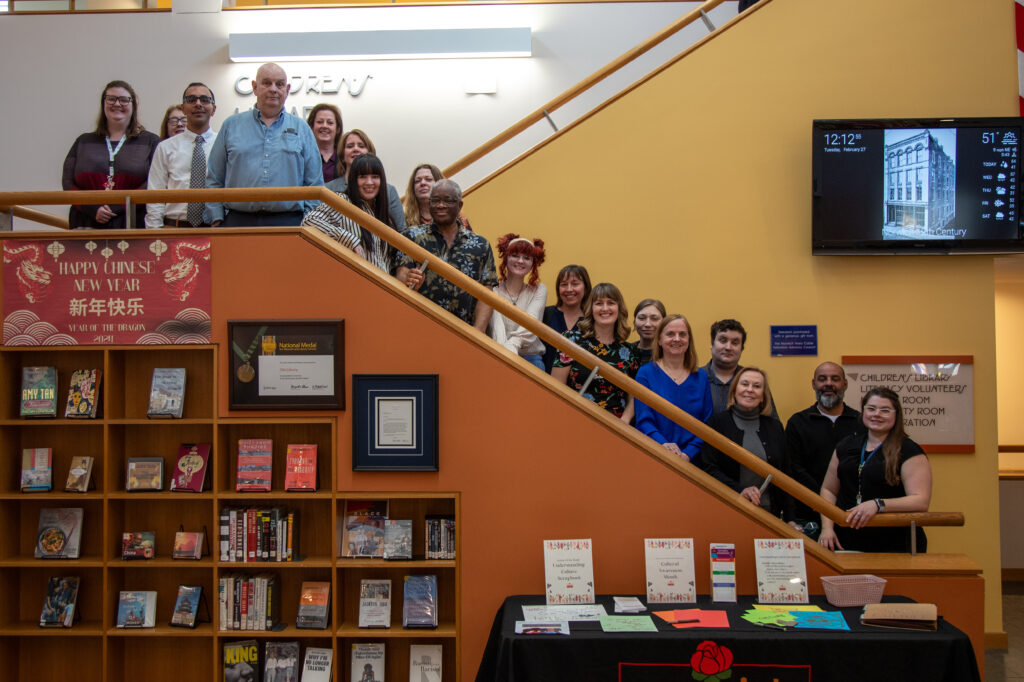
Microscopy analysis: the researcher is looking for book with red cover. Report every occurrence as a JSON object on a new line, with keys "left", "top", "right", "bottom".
{"left": 236, "top": 439, "right": 273, "bottom": 492}
{"left": 169, "top": 443, "right": 211, "bottom": 492}
{"left": 284, "top": 444, "right": 318, "bottom": 492}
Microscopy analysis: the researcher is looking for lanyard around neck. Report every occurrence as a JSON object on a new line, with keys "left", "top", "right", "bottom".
{"left": 105, "top": 135, "right": 126, "bottom": 188}
{"left": 856, "top": 439, "right": 881, "bottom": 504}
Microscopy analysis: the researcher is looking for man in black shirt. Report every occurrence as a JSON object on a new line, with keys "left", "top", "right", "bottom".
{"left": 785, "top": 361, "right": 863, "bottom": 522}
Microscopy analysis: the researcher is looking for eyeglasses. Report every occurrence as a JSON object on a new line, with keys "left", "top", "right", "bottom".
{"left": 429, "top": 198, "right": 459, "bottom": 206}
{"left": 863, "top": 406, "right": 895, "bottom": 415}
{"left": 167, "top": 117, "right": 187, "bottom": 125}
{"left": 183, "top": 95, "right": 214, "bottom": 105}
{"left": 104, "top": 95, "right": 132, "bottom": 105}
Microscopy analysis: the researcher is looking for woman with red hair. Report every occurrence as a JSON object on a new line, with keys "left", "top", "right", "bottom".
{"left": 489, "top": 233, "right": 547, "bottom": 369}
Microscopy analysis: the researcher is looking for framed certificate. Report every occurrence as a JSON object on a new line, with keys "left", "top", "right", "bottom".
{"left": 352, "top": 374, "right": 438, "bottom": 471}
{"left": 228, "top": 319, "right": 344, "bottom": 410}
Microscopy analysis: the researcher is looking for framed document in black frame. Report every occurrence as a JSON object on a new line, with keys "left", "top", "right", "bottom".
{"left": 352, "top": 374, "right": 438, "bottom": 471}
{"left": 228, "top": 319, "right": 344, "bottom": 410}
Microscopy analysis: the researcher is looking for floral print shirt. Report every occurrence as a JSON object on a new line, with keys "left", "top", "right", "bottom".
{"left": 553, "top": 329, "right": 641, "bottom": 417}
{"left": 395, "top": 223, "right": 498, "bottom": 324}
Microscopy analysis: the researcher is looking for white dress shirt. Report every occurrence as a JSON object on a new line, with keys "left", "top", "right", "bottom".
{"left": 145, "top": 128, "right": 217, "bottom": 228}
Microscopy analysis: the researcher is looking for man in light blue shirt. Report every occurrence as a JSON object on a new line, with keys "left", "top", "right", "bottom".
{"left": 207, "top": 62, "right": 323, "bottom": 226}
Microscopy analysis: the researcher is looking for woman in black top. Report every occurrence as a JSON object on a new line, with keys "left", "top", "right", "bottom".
{"left": 818, "top": 386, "right": 932, "bottom": 552}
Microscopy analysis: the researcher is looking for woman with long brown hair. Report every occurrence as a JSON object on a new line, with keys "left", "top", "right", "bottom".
{"left": 818, "top": 386, "right": 932, "bottom": 552}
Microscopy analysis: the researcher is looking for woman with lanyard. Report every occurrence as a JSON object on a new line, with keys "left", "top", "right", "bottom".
{"left": 62, "top": 80, "right": 160, "bottom": 229}
{"left": 818, "top": 386, "right": 932, "bottom": 552}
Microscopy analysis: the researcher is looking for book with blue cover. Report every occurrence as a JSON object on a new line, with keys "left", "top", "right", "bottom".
{"left": 402, "top": 574, "right": 438, "bottom": 628}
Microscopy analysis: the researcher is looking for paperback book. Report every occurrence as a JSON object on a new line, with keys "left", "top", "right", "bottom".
{"left": 170, "top": 584, "right": 202, "bottom": 628}
{"left": 402, "top": 574, "right": 438, "bottom": 628}
{"left": 283, "top": 443, "right": 318, "bottom": 491}
{"left": 65, "top": 368, "right": 100, "bottom": 418}
{"left": 64, "top": 455, "right": 94, "bottom": 492}
{"left": 382, "top": 520, "right": 412, "bottom": 560}
{"left": 301, "top": 647, "right": 333, "bottom": 682}
{"left": 358, "top": 578, "right": 392, "bottom": 628}
{"left": 236, "top": 438, "right": 273, "bottom": 492}
{"left": 264, "top": 640, "right": 300, "bottom": 682}
{"left": 147, "top": 367, "right": 186, "bottom": 418}
{"left": 223, "top": 639, "right": 260, "bottom": 681}
{"left": 296, "top": 581, "right": 331, "bottom": 629}
{"left": 351, "top": 642, "right": 385, "bottom": 682}
{"left": 121, "top": 531, "right": 156, "bottom": 560}
{"left": 168, "top": 443, "right": 211, "bottom": 492}
{"left": 35, "top": 507, "right": 84, "bottom": 559}
{"left": 341, "top": 500, "right": 388, "bottom": 558}
{"left": 20, "top": 447, "right": 53, "bottom": 492}
{"left": 126, "top": 457, "right": 164, "bottom": 492}
{"left": 116, "top": 590, "right": 157, "bottom": 628}
{"left": 409, "top": 644, "right": 442, "bottom": 682}
{"left": 173, "top": 531, "right": 204, "bottom": 559}
{"left": 20, "top": 366, "right": 57, "bottom": 418}
{"left": 39, "top": 576, "right": 80, "bottom": 628}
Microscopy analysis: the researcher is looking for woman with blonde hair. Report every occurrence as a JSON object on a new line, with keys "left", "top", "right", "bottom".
{"left": 552, "top": 282, "right": 639, "bottom": 420}
{"left": 489, "top": 234, "right": 547, "bottom": 369}
{"left": 635, "top": 314, "right": 712, "bottom": 463}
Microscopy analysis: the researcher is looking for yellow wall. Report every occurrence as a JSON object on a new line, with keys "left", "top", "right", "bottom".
{"left": 997, "top": 260, "right": 1024, "bottom": 449}
{"left": 463, "top": 0, "right": 1016, "bottom": 636}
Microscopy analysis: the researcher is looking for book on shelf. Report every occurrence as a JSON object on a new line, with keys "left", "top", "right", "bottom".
{"left": 296, "top": 581, "right": 331, "bottom": 629}
{"left": 173, "top": 531, "right": 204, "bottom": 560}
{"left": 121, "top": 531, "right": 156, "bottom": 560}
{"left": 64, "top": 455, "right": 94, "bottom": 492}
{"left": 20, "top": 447, "right": 53, "bottom": 492}
{"left": 340, "top": 500, "right": 388, "bottom": 558}
{"left": 283, "top": 443, "right": 318, "bottom": 491}
{"left": 170, "top": 585, "right": 203, "bottom": 628}
{"left": 126, "top": 457, "right": 164, "bottom": 492}
{"left": 236, "top": 438, "right": 273, "bottom": 492}
{"left": 382, "top": 520, "right": 412, "bottom": 560}
{"left": 39, "top": 576, "right": 80, "bottom": 628}
{"left": 223, "top": 639, "right": 260, "bottom": 681}
{"left": 20, "top": 366, "right": 57, "bottom": 418}
{"left": 168, "top": 443, "right": 211, "bottom": 492}
{"left": 35, "top": 507, "right": 84, "bottom": 559}
{"left": 264, "top": 640, "right": 300, "bottom": 682}
{"left": 402, "top": 574, "right": 438, "bottom": 628}
{"left": 301, "top": 647, "right": 334, "bottom": 682}
{"left": 116, "top": 590, "right": 157, "bottom": 628}
{"left": 221, "top": 506, "right": 297, "bottom": 563}
{"left": 351, "top": 642, "right": 385, "bottom": 682}
{"left": 358, "top": 578, "right": 392, "bottom": 628}
{"left": 409, "top": 644, "right": 442, "bottom": 682}
{"left": 65, "top": 368, "right": 101, "bottom": 419}
{"left": 425, "top": 515, "right": 456, "bottom": 560}
{"left": 147, "top": 367, "right": 186, "bottom": 418}
{"left": 218, "top": 572, "right": 281, "bottom": 631}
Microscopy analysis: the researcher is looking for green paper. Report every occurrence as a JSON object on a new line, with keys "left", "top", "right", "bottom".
{"left": 598, "top": 615, "right": 658, "bottom": 632}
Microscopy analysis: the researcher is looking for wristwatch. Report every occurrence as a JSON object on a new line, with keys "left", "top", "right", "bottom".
{"left": 874, "top": 498, "right": 886, "bottom": 512}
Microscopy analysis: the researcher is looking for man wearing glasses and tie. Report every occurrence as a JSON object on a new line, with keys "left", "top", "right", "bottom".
{"left": 145, "top": 83, "right": 218, "bottom": 228}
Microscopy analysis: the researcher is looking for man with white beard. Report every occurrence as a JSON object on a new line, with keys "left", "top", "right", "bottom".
{"left": 785, "top": 361, "right": 863, "bottom": 524}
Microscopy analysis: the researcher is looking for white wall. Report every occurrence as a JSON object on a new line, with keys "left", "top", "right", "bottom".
{"left": 0, "top": 1, "right": 737, "bottom": 226}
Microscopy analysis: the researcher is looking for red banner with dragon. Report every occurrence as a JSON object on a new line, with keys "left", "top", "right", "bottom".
{"left": 3, "top": 237, "right": 211, "bottom": 345}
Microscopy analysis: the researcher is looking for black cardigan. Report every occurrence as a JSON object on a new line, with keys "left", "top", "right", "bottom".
{"left": 700, "top": 410, "right": 795, "bottom": 521}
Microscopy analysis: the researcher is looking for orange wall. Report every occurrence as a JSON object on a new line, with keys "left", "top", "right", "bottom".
{"left": 210, "top": 232, "right": 984, "bottom": 678}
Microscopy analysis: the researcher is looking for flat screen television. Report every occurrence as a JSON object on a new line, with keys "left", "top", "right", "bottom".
{"left": 812, "top": 117, "right": 1022, "bottom": 254}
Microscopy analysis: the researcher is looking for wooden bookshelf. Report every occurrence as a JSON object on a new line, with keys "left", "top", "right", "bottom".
{"left": 0, "top": 345, "right": 461, "bottom": 681}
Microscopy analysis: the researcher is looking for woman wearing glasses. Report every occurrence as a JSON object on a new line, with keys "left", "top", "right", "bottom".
{"left": 158, "top": 105, "right": 187, "bottom": 140}
{"left": 818, "top": 386, "right": 932, "bottom": 552}
{"left": 62, "top": 80, "right": 160, "bottom": 229}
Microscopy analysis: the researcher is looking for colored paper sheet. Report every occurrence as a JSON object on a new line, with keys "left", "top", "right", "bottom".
{"left": 671, "top": 609, "right": 730, "bottom": 629}
{"left": 792, "top": 611, "right": 850, "bottom": 631}
{"left": 752, "top": 604, "right": 824, "bottom": 612}
{"left": 598, "top": 615, "right": 658, "bottom": 632}
{"left": 741, "top": 610, "right": 797, "bottom": 628}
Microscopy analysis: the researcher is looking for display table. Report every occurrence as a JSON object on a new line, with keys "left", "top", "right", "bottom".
{"left": 474, "top": 595, "right": 980, "bottom": 682}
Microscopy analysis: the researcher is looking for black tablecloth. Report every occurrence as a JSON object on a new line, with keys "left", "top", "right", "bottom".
{"left": 475, "top": 595, "right": 980, "bottom": 682}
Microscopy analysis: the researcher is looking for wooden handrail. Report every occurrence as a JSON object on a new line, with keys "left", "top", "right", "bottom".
{"left": 442, "top": 0, "right": 726, "bottom": 178}
{"left": 0, "top": 186, "right": 964, "bottom": 533}
{"left": 8, "top": 206, "right": 68, "bottom": 230}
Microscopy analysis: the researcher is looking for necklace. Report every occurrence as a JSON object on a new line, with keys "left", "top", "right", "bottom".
{"left": 658, "top": 361, "right": 689, "bottom": 384}
{"left": 856, "top": 438, "right": 882, "bottom": 504}
{"left": 501, "top": 282, "right": 525, "bottom": 306}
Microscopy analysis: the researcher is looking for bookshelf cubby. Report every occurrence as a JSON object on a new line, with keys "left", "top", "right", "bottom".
{"left": 0, "top": 345, "right": 461, "bottom": 681}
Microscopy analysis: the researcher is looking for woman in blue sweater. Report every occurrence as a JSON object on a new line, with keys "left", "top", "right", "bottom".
{"left": 634, "top": 314, "right": 713, "bottom": 464}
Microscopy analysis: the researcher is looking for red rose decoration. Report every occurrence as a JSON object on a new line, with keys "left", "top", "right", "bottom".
{"left": 690, "top": 640, "right": 733, "bottom": 681}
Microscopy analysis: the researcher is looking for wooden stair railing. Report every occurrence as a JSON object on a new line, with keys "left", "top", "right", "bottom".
{"left": 0, "top": 186, "right": 965, "bottom": 537}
